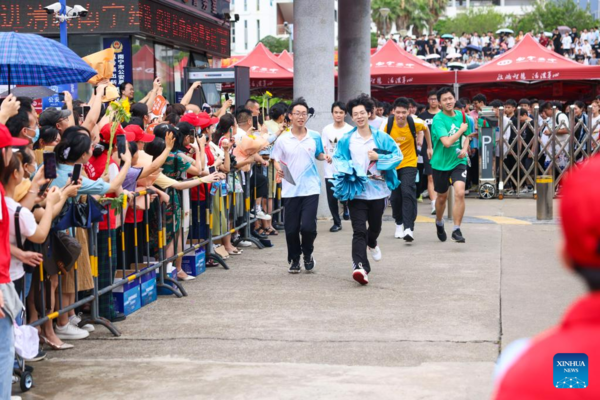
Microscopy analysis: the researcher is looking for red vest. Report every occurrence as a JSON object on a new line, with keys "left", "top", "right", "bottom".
{"left": 493, "top": 292, "right": 600, "bottom": 399}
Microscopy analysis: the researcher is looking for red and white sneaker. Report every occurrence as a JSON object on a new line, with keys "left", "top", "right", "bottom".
{"left": 352, "top": 264, "right": 369, "bottom": 285}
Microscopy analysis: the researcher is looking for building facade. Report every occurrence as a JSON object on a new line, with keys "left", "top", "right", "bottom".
{"left": 0, "top": 0, "right": 232, "bottom": 103}
{"left": 229, "top": 0, "right": 338, "bottom": 55}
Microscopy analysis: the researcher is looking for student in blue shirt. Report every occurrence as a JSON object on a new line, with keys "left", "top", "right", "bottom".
{"left": 333, "top": 95, "right": 402, "bottom": 285}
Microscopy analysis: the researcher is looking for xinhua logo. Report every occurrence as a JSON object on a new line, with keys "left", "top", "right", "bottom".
{"left": 554, "top": 353, "right": 588, "bottom": 389}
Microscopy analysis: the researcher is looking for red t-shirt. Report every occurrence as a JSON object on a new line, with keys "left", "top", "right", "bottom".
{"left": 87, "top": 152, "right": 117, "bottom": 230}
{"left": 493, "top": 293, "right": 600, "bottom": 399}
{"left": 0, "top": 184, "right": 11, "bottom": 284}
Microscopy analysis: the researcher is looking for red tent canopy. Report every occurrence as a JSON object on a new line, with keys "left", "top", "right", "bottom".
{"left": 230, "top": 43, "right": 293, "bottom": 88}
{"left": 277, "top": 50, "right": 294, "bottom": 70}
{"left": 457, "top": 34, "right": 600, "bottom": 84}
{"left": 370, "top": 40, "right": 455, "bottom": 85}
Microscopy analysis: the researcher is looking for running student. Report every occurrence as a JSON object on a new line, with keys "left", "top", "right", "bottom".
{"left": 333, "top": 95, "right": 402, "bottom": 285}
{"left": 418, "top": 90, "right": 439, "bottom": 216}
{"left": 322, "top": 102, "right": 353, "bottom": 232}
{"left": 271, "top": 98, "right": 326, "bottom": 274}
{"left": 381, "top": 97, "right": 431, "bottom": 242}
{"left": 431, "top": 87, "right": 471, "bottom": 243}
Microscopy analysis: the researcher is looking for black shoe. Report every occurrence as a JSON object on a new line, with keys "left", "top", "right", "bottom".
{"left": 25, "top": 349, "right": 47, "bottom": 362}
{"left": 111, "top": 313, "right": 127, "bottom": 323}
{"left": 330, "top": 225, "right": 342, "bottom": 232}
{"left": 273, "top": 224, "right": 285, "bottom": 231}
{"left": 451, "top": 229, "right": 466, "bottom": 243}
{"left": 251, "top": 230, "right": 267, "bottom": 239}
{"left": 436, "top": 223, "right": 447, "bottom": 242}
{"left": 304, "top": 255, "right": 316, "bottom": 271}
{"left": 288, "top": 259, "right": 301, "bottom": 274}
{"left": 343, "top": 208, "right": 350, "bottom": 221}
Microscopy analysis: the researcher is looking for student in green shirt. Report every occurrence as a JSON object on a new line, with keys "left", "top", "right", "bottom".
{"left": 430, "top": 87, "right": 471, "bottom": 243}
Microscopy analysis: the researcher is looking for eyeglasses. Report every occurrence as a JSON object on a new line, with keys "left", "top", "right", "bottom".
{"left": 292, "top": 112, "right": 308, "bottom": 117}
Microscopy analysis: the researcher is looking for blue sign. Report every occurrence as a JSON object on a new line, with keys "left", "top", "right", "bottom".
{"left": 42, "top": 83, "right": 78, "bottom": 110}
{"left": 554, "top": 353, "right": 588, "bottom": 389}
{"left": 103, "top": 37, "right": 133, "bottom": 88}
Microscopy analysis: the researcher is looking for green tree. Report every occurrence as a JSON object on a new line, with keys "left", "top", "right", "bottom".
{"left": 513, "top": 0, "right": 596, "bottom": 33}
{"left": 371, "top": 32, "right": 379, "bottom": 48}
{"left": 434, "top": 7, "right": 509, "bottom": 35}
{"left": 372, "top": 0, "right": 442, "bottom": 36}
{"left": 259, "top": 35, "right": 290, "bottom": 54}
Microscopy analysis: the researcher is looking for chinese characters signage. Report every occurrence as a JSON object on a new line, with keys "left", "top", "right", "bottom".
{"left": 103, "top": 38, "right": 133, "bottom": 87}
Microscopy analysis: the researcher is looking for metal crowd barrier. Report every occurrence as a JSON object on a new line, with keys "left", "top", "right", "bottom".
{"left": 24, "top": 160, "right": 284, "bottom": 338}
{"left": 496, "top": 105, "right": 600, "bottom": 198}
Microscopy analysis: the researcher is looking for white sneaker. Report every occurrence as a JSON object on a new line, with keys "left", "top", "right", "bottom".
{"left": 431, "top": 201, "right": 436, "bottom": 215}
{"left": 55, "top": 321, "right": 90, "bottom": 340}
{"left": 352, "top": 265, "right": 369, "bottom": 285}
{"left": 70, "top": 314, "right": 95, "bottom": 332}
{"left": 403, "top": 228, "right": 414, "bottom": 242}
{"left": 369, "top": 246, "right": 382, "bottom": 261}
{"left": 237, "top": 240, "right": 252, "bottom": 247}
{"left": 252, "top": 210, "right": 272, "bottom": 221}
{"left": 394, "top": 224, "right": 405, "bottom": 239}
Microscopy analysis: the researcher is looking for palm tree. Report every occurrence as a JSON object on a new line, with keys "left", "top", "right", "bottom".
{"left": 426, "top": 0, "right": 449, "bottom": 34}
{"left": 371, "top": 0, "right": 435, "bottom": 37}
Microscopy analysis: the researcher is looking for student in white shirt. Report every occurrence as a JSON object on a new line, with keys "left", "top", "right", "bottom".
{"left": 321, "top": 102, "right": 353, "bottom": 232}
{"left": 272, "top": 98, "right": 326, "bottom": 274}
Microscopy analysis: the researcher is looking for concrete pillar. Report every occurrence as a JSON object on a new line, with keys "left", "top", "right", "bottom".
{"left": 293, "top": 0, "right": 335, "bottom": 218}
{"left": 337, "top": 0, "right": 371, "bottom": 104}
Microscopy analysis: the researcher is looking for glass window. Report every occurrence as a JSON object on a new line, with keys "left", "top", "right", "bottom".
{"left": 244, "top": 0, "right": 247, "bottom": 11}
{"left": 172, "top": 47, "right": 190, "bottom": 103}
{"left": 257, "top": 0, "right": 260, "bottom": 11}
{"left": 257, "top": 20, "right": 260, "bottom": 41}
{"left": 132, "top": 36, "right": 154, "bottom": 103}
{"left": 155, "top": 43, "right": 174, "bottom": 103}
{"left": 244, "top": 20, "right": 248, "bottom": 50}
{"left": 232, "top": 24, "right": 236, "bottom": 44}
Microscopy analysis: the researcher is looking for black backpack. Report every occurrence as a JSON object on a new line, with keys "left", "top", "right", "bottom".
{"left": 385, "top": 115, "right": 419, "bottom": 155}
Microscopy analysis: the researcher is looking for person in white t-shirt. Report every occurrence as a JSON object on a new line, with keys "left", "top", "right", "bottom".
{"left": 562, "top": 33, "right": 573, "bottom": 55}
{"left": 539, "top": 101, "right": 570, "bottom": 170}
{"left": 321, "top": 101, "right": 353, "bottom": 232}
{"left": 368, "top": 112, "right": 385, "bottom": 130}
{"left": 272, "top": 98, "right": 326, "bottom": 274}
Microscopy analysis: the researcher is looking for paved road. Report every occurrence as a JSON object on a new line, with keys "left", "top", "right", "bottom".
{"left": 18, "top": 199, "right": 584, "bottom": 400}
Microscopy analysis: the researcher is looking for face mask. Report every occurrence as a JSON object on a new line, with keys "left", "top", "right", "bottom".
{"left": 25, "top": 127, "right": 40, "bottom": 144}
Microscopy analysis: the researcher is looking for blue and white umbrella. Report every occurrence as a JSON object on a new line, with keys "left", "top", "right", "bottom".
{"left": 0, "top": 32, "right": 97, "bottom": 87}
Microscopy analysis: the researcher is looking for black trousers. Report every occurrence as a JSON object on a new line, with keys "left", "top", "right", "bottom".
{"left": 466, "top": 149, "right": 479, "bottom": 189}
{"left": 390, "top": 167, "right": 418, "bottom": 230}
{"left": 325, "top": 179, "right": 347, "bottom": 227}
{"left": 348, "top": 198, "right": 386, "bottom": 274}
{"left": 283, "top": 194, "right": 319, "bottom": 263}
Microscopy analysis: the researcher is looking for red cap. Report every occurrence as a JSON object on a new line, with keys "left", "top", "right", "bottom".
{"left": 0, "top": 124, "right": 29, "bottom": 148}
{"left": 199, "top": 116, "right": 219, "bottom": 129}
{"left": 99, "top": 123, "right": 135, "bottom": 144}
{"left": 560, "top": 156, "right": 600, "bottom": 268}
{"left": 180, "top": 113, "right": 203, "bottom": 127}
{"left": 124, "top": 124, "right": 155, "bottom": 143}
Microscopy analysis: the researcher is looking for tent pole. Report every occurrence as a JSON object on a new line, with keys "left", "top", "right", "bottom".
{"left": 453, "top": 70, "right": 459, "bottom": 99}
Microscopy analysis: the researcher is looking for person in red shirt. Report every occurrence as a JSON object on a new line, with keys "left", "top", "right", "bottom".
{"left": 493, "top": 156, "right": 600, "bottom": 399}
{"left": 0, "top": 94, "right": 31, "bottom": 400}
